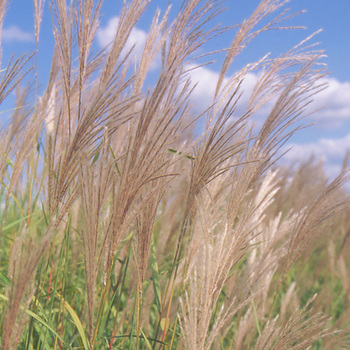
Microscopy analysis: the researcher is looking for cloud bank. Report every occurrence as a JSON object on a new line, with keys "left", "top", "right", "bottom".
{"left": 97, "top": 17, "right": 350, "bottom": 179}
{"left": 185, "top": 64, "right": 350, "bottom": 178}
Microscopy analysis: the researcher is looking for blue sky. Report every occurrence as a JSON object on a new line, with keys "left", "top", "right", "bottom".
{"left": 1, "top": 0, "right": 350, "bottom": 178}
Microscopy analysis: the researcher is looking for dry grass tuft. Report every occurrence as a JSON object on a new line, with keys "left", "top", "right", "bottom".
{"left": 0, "top": 0, "right": 349, "bottom": 349}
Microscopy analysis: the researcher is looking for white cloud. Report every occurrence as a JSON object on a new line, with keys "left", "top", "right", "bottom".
{"left": 185, "top": 64, "right": 258, "bottom": 114}
{"left": 2, "top": 25, "right": 34, "bottom": 43}
{"left": 96, "top": 16, "right": 147, "bottom": 62}
{"left": 185, "top": 64, "right": 225, "bottom": 107}
{"left": 282, "top": 133, "right": 350, "bottom": 178}
{"left": 309, "top": 78, "right": 350, "bottom": 127}
{"left": 96, "top": 17, "right": 350, "bottom": 131}
{"left": 185, "top": 65, "right": 350, "bottom": 129}
{"left": 284, "top": 134, "right": 350, "bottom": 162}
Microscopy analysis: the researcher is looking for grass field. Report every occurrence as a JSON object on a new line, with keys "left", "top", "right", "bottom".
{"left": 0, "top": 0, "right": 350, "bottom": 349}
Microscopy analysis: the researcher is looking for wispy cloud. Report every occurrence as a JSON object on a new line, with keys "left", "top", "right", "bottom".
{"left": 96, "top": 16, "right": 147, "bottom": 62}
{"left": 2, "top": 25, "right": 34, "bottom": 43}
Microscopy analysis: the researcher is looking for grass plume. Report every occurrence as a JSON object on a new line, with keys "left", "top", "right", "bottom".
{"left": 0, "top": 0, "right": 349, "bottom": 349}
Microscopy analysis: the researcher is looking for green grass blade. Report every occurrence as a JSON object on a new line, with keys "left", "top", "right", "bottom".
{"left": 55, "top": 291, "right": 90, "bottom": 350}
{"left": 0, "top": 270, "right": 11, "bottom": 286}
{"left": 0, "top": 294, "right": 72, "bottom": 349}
{"left": 150, "top": 234, "right": 162, "bottom": 312}
{"left": 2, "top": 215, "right": 30, "bottom": 232}
{"left": 250, "top": 288, "right": 261, "bottom": 337}
{"left": 26, "top": 309, "right": 72, "bottom": 349}
{"left": 140, "top": 328, "right": 153, "bottom": 350}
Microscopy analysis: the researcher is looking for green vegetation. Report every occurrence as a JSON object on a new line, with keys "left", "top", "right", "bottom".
{"left": 0, "top": 0, "right": 349, "bottom": 349}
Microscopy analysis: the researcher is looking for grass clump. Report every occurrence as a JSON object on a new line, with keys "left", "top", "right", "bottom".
{"left": 0, "top": 0, "right": 350, "bottom": 349}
